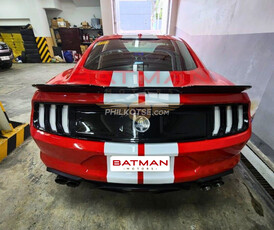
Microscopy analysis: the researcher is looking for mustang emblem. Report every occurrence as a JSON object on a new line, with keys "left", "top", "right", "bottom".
{"left": 134, "top": 116, "right": 150, "bottom": 133}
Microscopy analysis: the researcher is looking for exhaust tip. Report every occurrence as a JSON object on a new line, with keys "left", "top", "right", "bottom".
{"left": 213, "top": 180, "right": 224, "bottom": 188}
{"left": 55, "top": 175, "right": 68, "bottom": 185}
{"left": 201, "top": 185, "right": 211, "bottom": 191}
{"left": 66, "top": 180, "right": 80, "bottom": 188}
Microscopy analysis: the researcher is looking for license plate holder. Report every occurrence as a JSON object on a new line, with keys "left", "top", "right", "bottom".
{"left": 110, "top": 156, "right": 170, "bottom": 172}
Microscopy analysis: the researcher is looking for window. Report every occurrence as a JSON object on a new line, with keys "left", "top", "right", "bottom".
{"left": 114, "top": 0, "right": 170, "bottom": 35}
{"left": 84, "top": 39, "right": 197, "bottom": 71}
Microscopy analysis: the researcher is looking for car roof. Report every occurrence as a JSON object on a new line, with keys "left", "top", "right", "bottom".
{"left": 96, "top": 34, "right": 181, "bottom": 42}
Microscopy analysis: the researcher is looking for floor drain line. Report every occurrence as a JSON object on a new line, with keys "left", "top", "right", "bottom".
{"left": 241, "top": 154, "right": 274, "bottom": 200}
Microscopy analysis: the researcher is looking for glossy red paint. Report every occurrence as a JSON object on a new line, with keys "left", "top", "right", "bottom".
{"left": 31, "top": 124, "right": 250, "bottom": 183}
{"left": 30, "top": 35, "right": 252, "bottom": 185}
{"left": 32, "top": 90, "right": 249, "bottom": 105}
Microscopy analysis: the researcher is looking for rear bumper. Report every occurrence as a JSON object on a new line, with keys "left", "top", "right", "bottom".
{"left": 48, "top": 167, "right": 233, "bottom": 192}
{"left": 32, "top": 125, "right": 251, "bottom": 185}
{"left": 0, "top": 51, "right": 13, "bottom": 64}
{"left": 0, "top": 59, "right": 12, "bottom": 64}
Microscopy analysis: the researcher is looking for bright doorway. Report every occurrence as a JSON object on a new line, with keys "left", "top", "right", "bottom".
{"left": 113, "top": 0, "right": 170, "bottom": 35}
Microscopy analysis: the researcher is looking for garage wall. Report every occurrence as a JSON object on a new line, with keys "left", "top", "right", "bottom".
{"left": 175, "top": 0, "right": 274, "bottom": 151}
{"left": 176, "top": 0, "right": 274, "bottom": 35}
{"left": 46, "top": 0, "right": 101, "bottom": 27}
{"left": 252, "top": 74, "right": 274, "bottom": 151}
{"left": 0, "top": 0, "right": 30, "bottom": 24}
{"left": 0, "top": 0, "right": 51, "bottom": 37}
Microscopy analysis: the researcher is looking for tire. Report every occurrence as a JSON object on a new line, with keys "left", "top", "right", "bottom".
{"left": 22, "top": 52, "right": 41, "bottom": 63}
{"left": 24, "top": 44, "right": 37, "bottom": 49}
{"left": 23, "top": 41, "right": 37, "bottom": 45}
{"left": 25, "top": 49, "right": 39, "bottom": 55}
{"left": 26, "top": 53, "right": 40, "bottom": 59}
{"left": 20, "top": 29, "right": 34, "bottom": 36}
{"left": 26, "top": 53, "right": 41, "bottom": 63}
{"left": 27, "top": 58, "right": 41, "bottom": 63}
{"left": 21, "top": 51, "right": 27, "bottom": 63}
{"left": 1, "top": 62, "right": 12, "bottom": 69}
{"left": 22, "top": 34, "right": 36, "bottom": 42}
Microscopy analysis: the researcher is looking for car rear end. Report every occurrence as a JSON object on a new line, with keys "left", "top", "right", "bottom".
{"left": 0, "top": 42, "right": 13, "bottom": 68}
{"left": 30, "top": 36, "right": 251, "bottom": 191}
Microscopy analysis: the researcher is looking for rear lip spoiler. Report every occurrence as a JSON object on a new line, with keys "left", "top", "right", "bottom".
{"left": 33, "top": 84, "right": 251, "bottom": 94}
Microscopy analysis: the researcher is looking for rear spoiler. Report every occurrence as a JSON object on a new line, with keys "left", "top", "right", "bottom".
{"left": 33, "top": 84, "right": 251, "bottom": 94}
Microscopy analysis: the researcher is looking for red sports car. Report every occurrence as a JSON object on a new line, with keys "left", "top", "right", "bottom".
{"left": 31, "top": 35, "right": 251, "bottom": 191}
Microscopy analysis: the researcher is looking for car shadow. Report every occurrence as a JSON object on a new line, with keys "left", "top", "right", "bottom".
{"left": 54, "top": 175, "right": 228, "bottom": 213}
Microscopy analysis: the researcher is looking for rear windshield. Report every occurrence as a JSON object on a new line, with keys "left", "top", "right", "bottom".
{"left": 84, "top": 39, "right": 197, "bottom": 71}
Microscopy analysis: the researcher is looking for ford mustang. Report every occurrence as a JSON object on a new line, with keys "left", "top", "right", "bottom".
{"left": 31, "top": 35, "right": 251, "bottom": 191}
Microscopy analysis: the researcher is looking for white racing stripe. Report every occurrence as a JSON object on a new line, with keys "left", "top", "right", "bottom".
{"left": 143, "top": 157, "right": 175, "bottom": 184}
{"left": 104, "top": 71, "right": 178, "bottom": 104}
{"left": 104, "top": 93, "right": 180, "bottom": 105}
{"left": 143, "top": 71, "right": 173, "bottom": 87}
{"left": 143, "top": 143, "right": 178, "bottom": 184}
{"left": 144, "top": 143, "right": 179, "bottom": 156}
{"left": 105, "top": 70, "right": 138, "bottom": 103}
{"left": 106, "top": 157, "right": 138, "bottom": 184}
{"left": 134, "top": 40, "right": 139, "bottom": 47}
{"left": 104, "top": 94, "right": 139, "bottom": 104}
{"left": 145, "top": 93, "right": 180, "bottom": 105}
{"left": 104, "top": 142, "right": 138, "bottom": 156}
{"left": 110, "top": 71, "right": 138, "bottom": 87}
{"left": 105, "top": 142, "right": 138, "bottom": 184}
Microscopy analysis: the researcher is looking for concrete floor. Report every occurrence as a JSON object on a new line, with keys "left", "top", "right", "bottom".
{"left": 0, "top": 64, "right": 273, "bottom": 230}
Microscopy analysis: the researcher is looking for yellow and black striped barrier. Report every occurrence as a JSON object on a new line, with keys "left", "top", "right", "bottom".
{"left": 0, "top": 102, "right": 30, "bottom": 162}
{"left": 35, "top": 37, "right": 52, "bottom": 63}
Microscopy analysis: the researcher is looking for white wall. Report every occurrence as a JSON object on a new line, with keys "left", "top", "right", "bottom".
{"left": 0, "top": 0, "right": 30, "bottom": 20}
{"left": 175, "top": 0, "right": 274, "bottom": 151}
{"left": 29, "top": 0, "right": 52, "bottom": 37}
{"left": 0, "top": 0, "right": 53, "bottom": 37}
{"left": 46, "top": 0, "right": 101, "bottom": 27}
{"left": 175, "top": 0, "right": 274, "bottom": 104}
{"left": 176, "top": 0, "right": 274, "bottom": 35}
